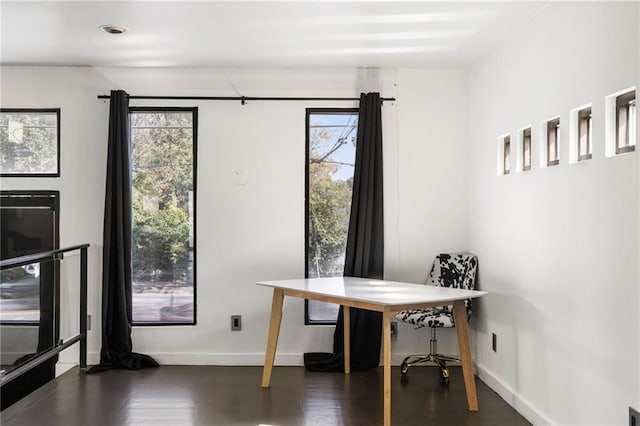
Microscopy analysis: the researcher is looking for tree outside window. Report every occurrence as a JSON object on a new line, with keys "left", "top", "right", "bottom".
{"left": 130, "top": 108, "right": 196, "bottom": 325}
{"left": 0, "top": 109, "right": 59, "bottom": 176}
{"left": 306, "top": 109, "right": 358, "bottom": 324}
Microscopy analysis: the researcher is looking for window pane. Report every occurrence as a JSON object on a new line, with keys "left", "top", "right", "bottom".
{"left": 503, "top": 136, "right": 510, "bottom": 174}
{"left": 1, "top": 192, "right": 57, "bottom": 324}
{"left": 0, "top": 110, "right": 59, "bottom": 175}
{"left": 617, "top": 104, "right": 628, "bottom": 149}
{"left": 579, "top": 108, "right": 592, "bottom": 159}
{"left": 523, "top": 129, "right": 531, "bottom": 171}
{"left": 628, "top": 100, "right": 636, "bottom": 148}
{"left": 616, "top": 92, "right": 636, "bottom": 153}
{"left": 547, "top": 119, "right": 559, "bottom": 165}
{"left": 579, "top": 119, "right": 588, "bottom": 156}
{"left": 0, "top": 264, "right": 41, "bottom": 322}
{"left": 307, "top": 111, "right": 358, "bottom": 323}
{"left": 131, "top": 110, "right": 196, "bottom": 324}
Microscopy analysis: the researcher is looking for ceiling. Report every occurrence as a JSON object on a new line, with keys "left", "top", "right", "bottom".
{"left": 0, "top": 1, "right": 548, "bottom": 68}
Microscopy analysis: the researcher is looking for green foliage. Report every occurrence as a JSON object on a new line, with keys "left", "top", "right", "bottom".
{"left": 308, "top": 162, "right": 352, "bottom": 277}
{"left": 307, "top": 119, "right": 356, "bottom": 278}
{"left": 131, "top": 112, "right": 194, "bottom": 284}
{"left": 133, "top": 203, "right": 191, "bottom": 283}
{"left": 0, "top": 112, "right": 57, "bottom": 174}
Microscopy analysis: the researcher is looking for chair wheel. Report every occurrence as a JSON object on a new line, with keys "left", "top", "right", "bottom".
{"left": 400, "top": 362, "right": 409, "bottom": 383}
{"left": 439, "top": 367, "right": 450, "bottom": 386}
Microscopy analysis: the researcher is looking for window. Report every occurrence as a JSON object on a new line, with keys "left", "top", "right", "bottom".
{"left": 130, "top": 108, "right": 197, "bottom": 325}
{"left": 546, "top": 118, "right": 560, "bottom": 166}
{"left": 0, "top": 109, "right": 60, "bottom": 176}
{"left": 616, "top": 90, "right": 636, "bottom": 154}
{"left": 578, "top": 107, "right": 592, "bottom": 161}
{"left": 0, "top": 191, "right": 59, "bottom": 324}
{"left": 503, "top": 135, "right": 511, "bottom": 175}
{"left": 605, "top": 88, "right": 635, "bottom": 157}
{"left": 522, "top": 127, "right": 531, "bottom": 171}
{"left": 306, "top": 109, "right": 358, "bottom": 324}
{"left": 570, "top": 104, "right": 592, "bottom": 163}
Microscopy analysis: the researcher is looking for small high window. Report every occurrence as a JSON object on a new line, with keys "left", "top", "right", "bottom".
{"left": 522, "top": 127, "right": 531, "bottom": 171}
{"left": 605, "top": 88, "right": 635, "bottom": 157}
{"left": 503, "top": 135, "right": 511, "bottom": 175}
{"left": 578, "top": 107, "right": 592, "bottom": 161}
{"left": 616, "top": 90, "right": 636, "bottom": 154}
{"left": 546, "top": 118, "right": 560, "bottom": 166}
{"left": 0, "top": 109, "right": 60, "bottom": 177}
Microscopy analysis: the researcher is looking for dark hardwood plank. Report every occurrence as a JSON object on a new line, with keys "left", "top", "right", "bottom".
{"left": 1, "top": 365, "right": 531, "bottom": 425}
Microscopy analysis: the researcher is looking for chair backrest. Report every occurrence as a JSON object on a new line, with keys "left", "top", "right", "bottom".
{"left": 427, "top": 253, "right": 478, "bottom": 319}
{"left": 426, "top": 253, "right": 478, "bottom": 290}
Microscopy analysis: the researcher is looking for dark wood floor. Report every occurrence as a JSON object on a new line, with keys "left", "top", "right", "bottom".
{"left": 1, "top": 365, "right": 531, "bottom": 425}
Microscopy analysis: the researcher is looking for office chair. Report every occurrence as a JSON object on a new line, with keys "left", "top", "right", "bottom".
{"left": 395, "top": 253, "right": 478, "bottom": 385}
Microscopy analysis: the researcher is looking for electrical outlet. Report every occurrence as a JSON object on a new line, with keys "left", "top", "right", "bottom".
{"left": 492, "top": 333, "right": 497, "bottom": 352}
{"left": 630, "top": 406, "right": 639, "bottom": 426}
{"left": 231, "top": 315, "right": 242, "bottom": 331}
{"left": 390, "top": 321, "right": 398, "bottom": 337}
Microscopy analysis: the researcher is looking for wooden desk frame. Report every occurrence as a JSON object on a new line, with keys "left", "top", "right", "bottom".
{"left": 260, "top": 285, "right": 480, "bottom": 426}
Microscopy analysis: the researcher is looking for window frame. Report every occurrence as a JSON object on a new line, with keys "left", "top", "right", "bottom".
{"left": 616, "top": 90, "right": 636, "bottom": 154}
{"left": 546, "top": 118, "right": 560, "bottom": 166}
{"left": 0, "top": 108, "right": 61, "bottom": 177}
{"left": 578, "top": 107, "right": 592, "bottom": 161}
{"left": 305, "top": 107, "right": 358, "bottom": 325}
{"left": 129, "top": 106, "right": 198, "bottom": 327}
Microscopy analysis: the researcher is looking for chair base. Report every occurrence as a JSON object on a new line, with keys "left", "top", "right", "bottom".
{"left": 400, "top": 353, "right": 460, "bottom": 385}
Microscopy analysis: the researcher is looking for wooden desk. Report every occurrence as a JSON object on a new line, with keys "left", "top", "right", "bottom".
{"left": 258, "top": 277, "right": 487, "bottom": 426}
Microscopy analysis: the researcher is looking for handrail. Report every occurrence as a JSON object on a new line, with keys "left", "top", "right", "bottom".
{"left": 0, "top": 335, "right": 82, "bottom": 385}
{"left": 0, "top": 243, "right": 89, "bottom": 270}
{"left": 0, "top": 244, "right": 89, "bottom": 386}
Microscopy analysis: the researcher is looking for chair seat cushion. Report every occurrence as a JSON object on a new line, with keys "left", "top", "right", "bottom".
{"left": 394, "top": 306, "right": 455, "bottom": 328}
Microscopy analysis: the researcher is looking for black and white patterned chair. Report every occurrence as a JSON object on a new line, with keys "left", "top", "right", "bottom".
{"left": 395, "top": 252, "right": 478, "bottom": 385}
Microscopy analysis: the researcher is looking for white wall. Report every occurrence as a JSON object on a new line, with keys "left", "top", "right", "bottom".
{"left": 390, "top": 68, "right": 471, "bottom": 355}
{"left": 638, "top": 2, "right": 640, "bottom": 416}
{"left": 467, "top": 3, "right": 639, "bottom": 425}
{"left": 0, "top": 67, "right": 112, "bottom": 364}
{"left": 0, "top": 66, "right": 469, "bottom": 366}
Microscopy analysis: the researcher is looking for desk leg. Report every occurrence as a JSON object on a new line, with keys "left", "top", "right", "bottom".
{"left": 453, "top": 300, "right": 478, "bottom": 411}
{"left": 383, "top": 307, "right": 392, "bottom": 426}
{"left": 261, "top": 288, "right": 285, "bottom": 388}
{"left": 344, "top": 306, "right": 350, "bottom": 374}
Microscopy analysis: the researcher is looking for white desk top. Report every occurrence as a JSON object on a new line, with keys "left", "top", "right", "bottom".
{"left": 257, "top": 277, "right": 487, "bottom": 307}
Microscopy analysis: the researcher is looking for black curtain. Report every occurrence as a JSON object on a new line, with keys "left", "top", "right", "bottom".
{"left": 88, "top": 90, "right": 158, "bottom": 373}
{"left": 304, "top": 92, "right": 384, "bottom": 372}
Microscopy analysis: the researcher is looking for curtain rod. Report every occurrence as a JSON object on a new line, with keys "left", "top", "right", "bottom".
{"left": 97, "top": 94, "right": 396, "bottom": 105}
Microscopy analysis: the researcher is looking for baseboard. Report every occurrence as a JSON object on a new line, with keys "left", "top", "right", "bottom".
{"left": 55, "top": 362, "right": 76, "bottom": 377}
{"left": 475, "top": 362, "right": 553, "bottom": 426}
{"left": 146, "top": 352, "right": 461, "bottom": 367}
{"left": 85, "top": 352, "right": 445, "bottom": 367}
{"left": 86, "top": 352, "right": 305, "bottom": 366}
